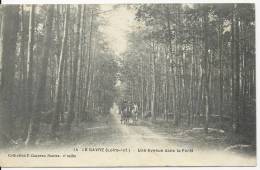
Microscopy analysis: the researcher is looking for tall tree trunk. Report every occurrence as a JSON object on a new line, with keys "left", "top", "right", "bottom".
{"left": 165, "top": 6, "right": 172, "bottom": 122}
{"left": 66, "top": 5, "right": 82, "bottom": 131}
{"left": 218, "top": 18, "right": 224, "bottom": 128}
{"left": 203, "top": 9, "right": 210, "bottom": 134}
{"left": 19, "top": 5, "right": 29, "bottom": 139}
{"left": 52, "top": 5, "right": 70, "bottom": 136}
{"left": 25, "top": 5, "right": 35, "bottom": 144}
{"left": 0, "top": 5, "right": 19, "bottom": 145}
{"left": 231, "top": 5, "right": 235, "bottom": 132}
{"left": 84, "top": 10, "right": 94, "bottom": 113}
{"left": 174, "top": 8, "right": 181, "bottom": 126}
{"left": 25, "top": 5, "right": 54, "bottom": 145}
{"left": 77, "top": 5, "right": 86, "bottom": 118}
{"left": 189, "top": 34, "right": 195, "bottom": 127}
{"left": 234, "top": 4, "right": 241, "bottom": 133}
{"left": 151, "top": 41, "right": 156, "bottom": 121}
{"left": 164, "top": 48, "right": 169, "bottom": 121}
{"left": 141, "top": 55, "right": 144, "bottom": 119}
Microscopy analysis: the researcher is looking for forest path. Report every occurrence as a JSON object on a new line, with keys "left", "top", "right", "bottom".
{"left": 109, "top": 104, "right": 171, "bottom": 148}
{"left": 73, "top": 104, "right": 255, "bottom": 166}
{"left": 1, "top": 105, "right": 256, "bottom": 167}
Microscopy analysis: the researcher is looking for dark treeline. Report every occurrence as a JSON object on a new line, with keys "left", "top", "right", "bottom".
{"left": 0, "top": 5, "right": 118, "bottom": 146}
{"left": 121, "top": 4, "right": 255, "bottom": 143}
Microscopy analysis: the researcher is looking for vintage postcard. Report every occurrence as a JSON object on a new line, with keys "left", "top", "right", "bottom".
{"left": 0, "top": 0, "right": 256, "bottom": 167}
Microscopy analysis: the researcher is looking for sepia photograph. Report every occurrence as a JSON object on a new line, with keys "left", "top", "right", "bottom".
{"left": 0, "top": 1, "right": 256, "bottom": 167}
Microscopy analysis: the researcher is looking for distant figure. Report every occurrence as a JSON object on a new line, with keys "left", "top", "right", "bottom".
{"left": 121, "top": 100, "right": 128, "bottom": 113}
{"left": 120, "top": 100, "right": 128, "bottom": 124}
{"left": 126, "top": 101, "right": 132, "bottom": 122}
{"left": 131, "top": 103, "right": 138, "bottom": 125}
{"left": 133, "top": 103, "right": 138, "bottom": 111}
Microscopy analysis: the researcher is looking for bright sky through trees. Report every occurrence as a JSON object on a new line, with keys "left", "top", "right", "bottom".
{"left": 100, "top": 5, "right": 137, "bottom": 55}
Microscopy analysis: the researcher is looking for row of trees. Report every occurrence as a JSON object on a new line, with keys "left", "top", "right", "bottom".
{"left": 121, "top": 4, "right": 255, "bottom": 139}
{"left": 0, "top": 5, "right": 118, "bottom": 146}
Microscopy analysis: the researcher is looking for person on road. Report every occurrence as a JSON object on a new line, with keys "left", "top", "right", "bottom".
{"left": 120, "top": 99, "right": 128, "bottom": 124}
{"left": 121, "top": 100, "right": 127, "bottom": 112}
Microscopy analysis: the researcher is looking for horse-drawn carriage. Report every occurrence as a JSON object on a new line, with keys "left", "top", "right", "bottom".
{"left": 120, "top": 103, "right": 138, "bottom": 125}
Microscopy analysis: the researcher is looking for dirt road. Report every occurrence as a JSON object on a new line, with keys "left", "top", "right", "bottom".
{"left": 70, "top": 104, "right": 256, "bottom": 166}
{"left": 0, "top": 105, "right": 256, "bottom": 167}
{"left": 109, "top": 104, "right": 171, "bottom": 147}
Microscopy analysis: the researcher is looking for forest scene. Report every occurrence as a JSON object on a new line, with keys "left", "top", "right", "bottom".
{"left": 0, "top": 3, "right": 256, "bottom": 166}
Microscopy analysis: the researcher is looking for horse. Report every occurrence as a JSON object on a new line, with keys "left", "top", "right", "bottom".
{"left": 121, "top": 107, "right": 129, "bottom": 125}
{"left": 120, "top": 104, "right": 138, "bottom": 125}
